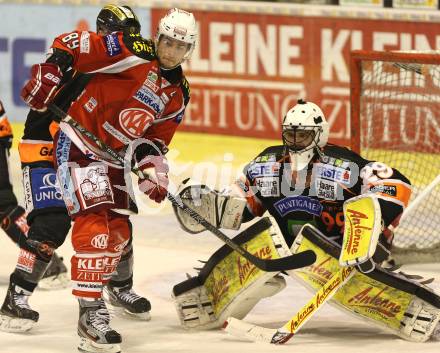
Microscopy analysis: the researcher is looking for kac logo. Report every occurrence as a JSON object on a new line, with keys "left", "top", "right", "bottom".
{"left": 119, "top": 108, "right": 154, "bottom": 138}
{"left": 91, "top": 233, "right": 109, "bottom": 249}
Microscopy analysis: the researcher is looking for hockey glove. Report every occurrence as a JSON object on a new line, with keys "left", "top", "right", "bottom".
{"left": 0, "top": 101, "right": 13, "bottom": 150}
{"left": 138, "top": 155, "right": 169, "bottom": 203}
{"left": 21, "top": 63, "right": 62, "bottom": 112}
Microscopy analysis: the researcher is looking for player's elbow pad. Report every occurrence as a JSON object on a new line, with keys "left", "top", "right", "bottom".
{"left": 46, "top": 48, "right": 74, "bottom": 73}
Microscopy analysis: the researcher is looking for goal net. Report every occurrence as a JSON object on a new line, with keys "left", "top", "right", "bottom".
{"left": 350, "top": 50, "right": 440, "bottom": 264}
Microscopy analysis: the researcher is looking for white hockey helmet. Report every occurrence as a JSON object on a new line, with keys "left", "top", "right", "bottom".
{"left": 282, "top": 99, "right": 329, "bottom": 170}
{"left": 155, "top": 8, "right": 197, "bottom": 61}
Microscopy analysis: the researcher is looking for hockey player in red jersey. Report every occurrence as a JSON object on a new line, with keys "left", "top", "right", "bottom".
{"left": 18, "top": 7, "right": 196, "bottom": 353}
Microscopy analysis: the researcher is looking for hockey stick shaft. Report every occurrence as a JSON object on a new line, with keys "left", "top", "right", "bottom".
{"left": 48, "top": 104, "right": 316, "bottom": 272}
{"left": 225, "top": 266, "right": 355, "bottom": 344}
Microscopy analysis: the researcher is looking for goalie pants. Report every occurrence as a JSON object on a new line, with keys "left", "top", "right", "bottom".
{"left": 71, "top": 210, "right": 131, "bottom": 298}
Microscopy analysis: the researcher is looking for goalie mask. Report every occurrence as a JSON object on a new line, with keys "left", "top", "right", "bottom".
{"left": 155, "top": 8, "right": 197, "bottom": 65}
{"left": 282, "top": 99, "right": 329, "bottom": 171}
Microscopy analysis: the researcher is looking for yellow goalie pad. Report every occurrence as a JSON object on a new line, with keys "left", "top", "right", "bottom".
{"left": 340, "top": 194, "right": 382, "bottom": 267}
{"left": 288, "top": 224, "right": 440, "bottom": 342}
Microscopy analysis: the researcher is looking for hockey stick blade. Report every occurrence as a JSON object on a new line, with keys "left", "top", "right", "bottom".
{"left": 47, "top": 104, "right": 316, "bottom": 272}
{"left": 224, "top": 266, "right": 355, "bottom": 344}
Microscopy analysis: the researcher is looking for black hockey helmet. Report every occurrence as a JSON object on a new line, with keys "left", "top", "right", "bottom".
{"left": 96, "top": 4, "right": 141, "bottom": 35}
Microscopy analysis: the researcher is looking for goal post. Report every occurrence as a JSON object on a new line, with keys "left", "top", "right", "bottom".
{"left": 350, "top": 50, "right": 440, "bottom": 264}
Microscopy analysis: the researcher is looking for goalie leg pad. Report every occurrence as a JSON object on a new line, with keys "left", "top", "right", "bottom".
{"left": 172, "top": 217, "right": 291, "bottom": 329}
{"left": 290, "top": 223, "right": 440, "bottom": 342}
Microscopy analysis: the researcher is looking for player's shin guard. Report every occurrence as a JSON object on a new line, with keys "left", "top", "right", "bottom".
{"left": 104, "top": 239, "right": 151, "bottom": 320}
{"left": 172, "top": 217, "right": 291, "bottom": 329}
{"left": 0, "top": 239, "right": 55, "bottom": 331}
{"left": 39, "top": 252, "right": 69, "bottom": 290}
{"left": 71, "top": 211, "right": 130, "bottom": 299}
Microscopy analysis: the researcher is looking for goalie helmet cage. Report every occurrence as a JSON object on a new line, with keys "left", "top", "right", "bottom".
{"left": 350, "top": 50, "right": 440, "bottom": 264}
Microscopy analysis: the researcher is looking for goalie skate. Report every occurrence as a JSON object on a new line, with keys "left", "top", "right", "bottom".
{"left": 77, "top": 299, "right": 121, "bottom": 353}
{"left": 38, "top": 253, "right": 70, "bottom": 290}
{"left": 0, "top": 283, "right": 39, "bottom": 332}
{"left": 103, "top": 284, "right": 151, "bottom": 321}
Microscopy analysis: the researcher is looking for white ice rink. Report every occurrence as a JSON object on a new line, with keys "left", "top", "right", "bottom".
{"left": 1, "top": 151, "right": 439, "bottom": 353}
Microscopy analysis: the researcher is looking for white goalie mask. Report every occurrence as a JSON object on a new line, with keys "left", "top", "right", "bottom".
{"left": 282, "top": 99, "right": 329, "bottom": 171}
{"left": 155, "top": 8, "right": 198, "bottom": 61}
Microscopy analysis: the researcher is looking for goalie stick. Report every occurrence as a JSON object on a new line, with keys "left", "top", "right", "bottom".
{"left": 224, "top": 266, "right": 355, "bottom": 344}
{"left": 47, "top": 104, "right": 316, "bottom": 273}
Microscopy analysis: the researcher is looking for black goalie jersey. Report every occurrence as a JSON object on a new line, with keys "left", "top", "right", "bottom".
{"left": 235, "top": 144, "right": 411, "bottom": 247}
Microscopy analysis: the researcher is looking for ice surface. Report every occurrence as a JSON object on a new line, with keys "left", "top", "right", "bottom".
{"left": 1, "top": 151, "right": 439, "bottom": 353}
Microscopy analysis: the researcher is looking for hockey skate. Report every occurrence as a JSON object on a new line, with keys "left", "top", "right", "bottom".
{"left": 38, "top": 253, "right": 70, "bottom": 290}
{"left": 103, "top": 283, "right": 151, "bottom": 321}
{"left": 77, "top": 298, "right": 121, "bottom": 353}
{"left": 0, "top": 282, "right": 39, "bottom": 332}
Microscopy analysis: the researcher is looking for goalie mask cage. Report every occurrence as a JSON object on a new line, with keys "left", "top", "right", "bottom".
{"left": 350, "top": 50, "right": 440, "bottom": 264}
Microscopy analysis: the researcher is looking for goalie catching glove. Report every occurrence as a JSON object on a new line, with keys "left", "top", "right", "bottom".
{"left": 173, "top": 178, "right": 247, "bottom": 233}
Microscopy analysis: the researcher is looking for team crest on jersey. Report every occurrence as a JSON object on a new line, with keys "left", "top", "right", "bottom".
{"left": 103, "top": 33, "right": 122, "bottom": 56}
{"left": 314, "top": 163, "right": 351, "bottom": 185}
{"left": 119, "top": 108, "right": 154, "bottom": 138}
{"left": 274, "top": 196, "right": 323, "bottom": 217}
{"left": 133, "top": 86, "right": 163, "bottom": 113}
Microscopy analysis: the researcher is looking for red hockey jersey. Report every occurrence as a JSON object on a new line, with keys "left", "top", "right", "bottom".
{"left": 51, "top": 31, "right": 190, "bottom": 160}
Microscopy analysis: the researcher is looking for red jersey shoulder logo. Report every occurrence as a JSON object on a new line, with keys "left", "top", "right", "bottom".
{"left": 119, "top": 108, "right": 154, "bottom": 138}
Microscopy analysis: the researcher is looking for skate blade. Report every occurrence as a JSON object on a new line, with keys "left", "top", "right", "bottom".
{"left": 106, "top": 303, "right": 151, "bottom": 321}
{"left": 0, "top": 314, "right": 36, "bottom": 332}
{"left": 78, "top": 337, "right": 121, "bottom": 353}
{"left": 38, "top": 272, "right": 70, "bottom": 290}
